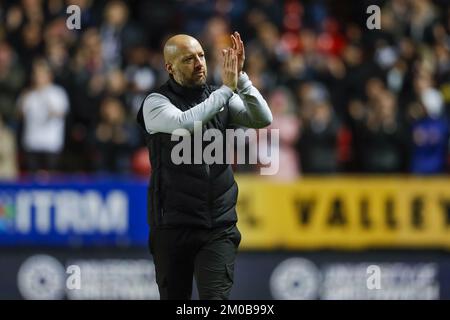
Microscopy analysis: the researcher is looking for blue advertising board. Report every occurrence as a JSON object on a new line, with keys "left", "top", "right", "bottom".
{"left": 0, "top": 177, "right": 149, "bottom": 247}
{"left": 0, "top": 249, "right": 448, "bottom": 299}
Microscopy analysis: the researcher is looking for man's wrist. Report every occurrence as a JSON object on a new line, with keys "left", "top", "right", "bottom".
{"left": 220, "top": 84, "right": 235, "bottom": 95}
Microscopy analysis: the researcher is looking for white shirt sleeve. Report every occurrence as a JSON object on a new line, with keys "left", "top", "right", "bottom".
{"left": 228, "top": 72, "right": 272, "bottom": 128}
{"left": 143, "top": 85, "right": 234, "bottom": 134}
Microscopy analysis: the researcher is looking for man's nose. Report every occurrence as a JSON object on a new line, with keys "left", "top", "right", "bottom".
{"left": 194, "top": 55, "right": 203, "bottom": 67}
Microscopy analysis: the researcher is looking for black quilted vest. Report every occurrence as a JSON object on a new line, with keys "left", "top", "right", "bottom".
{"left": 136, "top": 77, "right": 238, "bottom": 229}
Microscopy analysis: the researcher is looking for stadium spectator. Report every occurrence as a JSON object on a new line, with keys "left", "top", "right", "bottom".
{"left": 99, "top": 0, "right": 144, "bottom": 71}
{"left": 18, "top": 58, "right": 69, "bottom": 173}
{"left": 0, "top": 41, "right": 25, "bottom": 129}
{"left": 94, "top": 97, "right": 137, "bottom": 174}
{"left": 409, "top": 70, "right": 449, "bottom": 174}
{"left": 124, "top": 45, "right": 159, "bottom": 117}
{"left": 260, "top": 87, "right": 300, "bottom": 180}
{"left": 355, "top": 89, "right": 407, "bottom": 173}
{"left": 297, "top": 98, "right": 341, "bottom": 174}
{"left": 0, "top": 114, "right": 18, "bottom": 180}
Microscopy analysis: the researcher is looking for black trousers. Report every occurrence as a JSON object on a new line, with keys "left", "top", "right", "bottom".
{"left": 149, "top": 224, "right": 241, "bottom": 300}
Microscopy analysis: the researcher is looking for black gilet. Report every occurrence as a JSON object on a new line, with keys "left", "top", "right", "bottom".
{"left": 136, "top": 77, "right": 238, "bottom": 229}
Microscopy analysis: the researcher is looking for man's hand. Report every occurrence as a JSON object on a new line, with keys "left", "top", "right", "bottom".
{"left": 221, "top": 48, "right": 238, "bottom": 91}
{"left": 230, "top": 31, "right": 245, "bottom": 74}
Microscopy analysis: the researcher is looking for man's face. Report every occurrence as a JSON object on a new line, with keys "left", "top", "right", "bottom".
{"left": 167, "top": 40, "right": 207, "bottom": 88}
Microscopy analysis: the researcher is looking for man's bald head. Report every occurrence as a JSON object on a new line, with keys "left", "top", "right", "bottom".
{"left": 163, "top": 34, "right": 201, "bottom": 64}
{"left": 163, "top": 34, "right": 207, "bottom": 88}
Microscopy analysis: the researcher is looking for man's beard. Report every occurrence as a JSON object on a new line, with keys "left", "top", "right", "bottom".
{"left": 187, "top": 72, "right": 207, "bottom": 88}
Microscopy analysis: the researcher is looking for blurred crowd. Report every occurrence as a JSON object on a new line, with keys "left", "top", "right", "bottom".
{"left": 0, "top": 0, "right": 449, "bottom": 180}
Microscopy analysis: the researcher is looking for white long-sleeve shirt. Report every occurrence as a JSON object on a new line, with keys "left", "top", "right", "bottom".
{"left": 142, "top": 72, "right": 272, "bottom": 134}
{"left": 20, "top": 84, "right": 69, "bottom": 153}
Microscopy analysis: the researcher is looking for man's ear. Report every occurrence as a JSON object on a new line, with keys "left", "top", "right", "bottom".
{"left": 165, "top": 63, "right": 173, "bottom": 75}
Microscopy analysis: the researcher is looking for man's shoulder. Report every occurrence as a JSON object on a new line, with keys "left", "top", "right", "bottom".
{"left": 143, "top": 92, "right": 170, "bottom": 104}
{"left": 140, "top": 82, "right": 171, "bottom": 107}
{"left": 136, "top": 82, "right": 172, "bottom": 130}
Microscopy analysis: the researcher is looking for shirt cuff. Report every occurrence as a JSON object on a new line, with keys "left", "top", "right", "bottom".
{"left": 237, "top": 72, "right": 252, "bottom": 93}
{"left": 218, "top": 84, "right": 235, "bottom": 97}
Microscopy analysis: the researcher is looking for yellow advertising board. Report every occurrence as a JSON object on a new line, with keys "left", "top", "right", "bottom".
{"left": 235, "top": 176, "right": 450, "bottom": 250}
